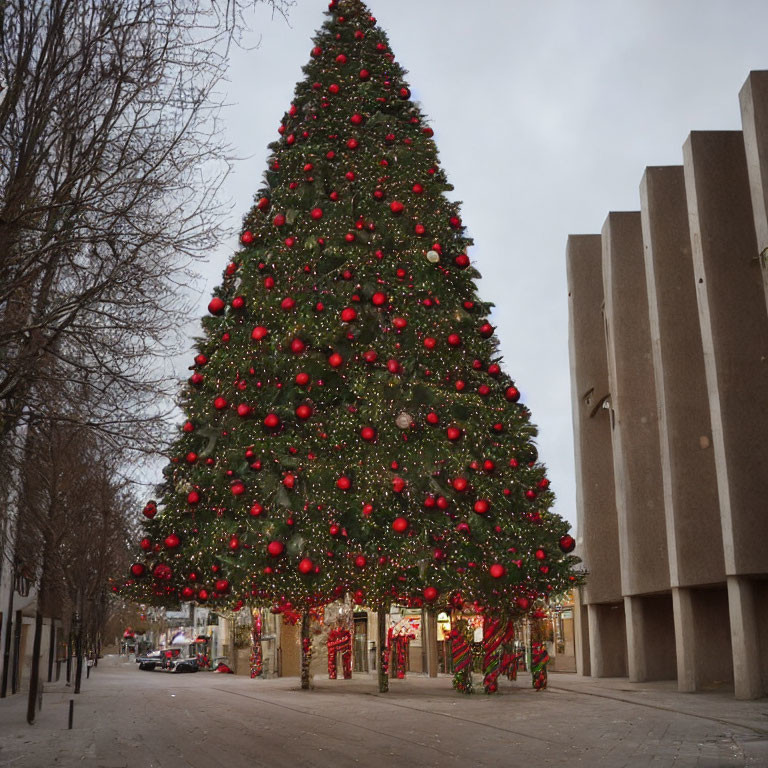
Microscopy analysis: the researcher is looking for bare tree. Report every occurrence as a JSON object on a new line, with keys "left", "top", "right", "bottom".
{"left": 0, "top": 0, "right": 293, "bottom": 706}
{"left": 0, "top": 0, "right": 291, "bottom": 449}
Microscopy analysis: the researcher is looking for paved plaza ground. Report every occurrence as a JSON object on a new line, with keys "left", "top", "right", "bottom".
{"left": 0, "top": 656, "right": 766, "bottom": 767}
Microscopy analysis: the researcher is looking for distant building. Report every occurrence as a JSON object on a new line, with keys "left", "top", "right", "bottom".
{"left": 567, "top": 71, "right": 768, "bottom": 699}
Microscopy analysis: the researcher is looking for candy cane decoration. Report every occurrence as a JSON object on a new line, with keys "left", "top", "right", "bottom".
{"left": 482, "top": 616, "right": 515, "bottom": 693}
{"left": 531, "top": 641, "right": 549, "bottom": 690}
{"left": 449, "top": 628, "right": 473, "bottom": 694}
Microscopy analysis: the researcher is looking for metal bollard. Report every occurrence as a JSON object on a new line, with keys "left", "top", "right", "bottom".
{"left": 68, "top": 699, "right": 74, "bottom": 729}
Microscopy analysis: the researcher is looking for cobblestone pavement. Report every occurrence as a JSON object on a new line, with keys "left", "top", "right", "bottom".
{"left": 0, "top": 657, "right": 766, "bottom": 767}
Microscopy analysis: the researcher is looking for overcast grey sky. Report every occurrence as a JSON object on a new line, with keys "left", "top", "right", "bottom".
{"left": 180, "top": 0, "right": 768, "bottom": 533}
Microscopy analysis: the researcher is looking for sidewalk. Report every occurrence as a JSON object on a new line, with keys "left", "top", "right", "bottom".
{"left": 0, "top": 657, "right": 766, "bottom": 767}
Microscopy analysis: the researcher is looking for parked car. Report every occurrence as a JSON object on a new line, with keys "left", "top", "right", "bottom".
{"left": 137, "top": 648, "right": 198, "bottom": 673}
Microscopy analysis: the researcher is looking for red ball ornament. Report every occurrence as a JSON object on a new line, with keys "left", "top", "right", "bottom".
{"left": 281, "top": 296, "right": 296, "bottom": 311}
{"left": 350, "top": 113, "right": 364, "bottom": 125}
{"left": 310, "top": 207, "right": 324, "bottom": 220}
{"left": 516, "top": 597, "right": 530, "bottom": 611}
{"left": 273, "top": 213, "right": 286, "bottom": 227}
{"left": 283, "top": 474, "right": 295, "bottom": 489}
{"left": 237, "top": 403, "right": 251, "bottom": 418}
{"left": 392, "top": 516, "right": 409, "bottom": 533}
{"left": 386, "top": 359, "right": 401, "bottom": 374}
{"left": 390, "top": 200, "right": 404, "bottom": 214}
{"left": 361, "top": 426, "right": 376, "bottom": 442}
{"left": 392, "top": 317, "right": 407, "bottom": 330}
{"left": 340, "top": 307, "right": 357, "bottom": 322}
{"left": 328, "top": 352, "right": 344, "bottom": 368}
{"left": 264, "top": 413, "right": 280, "bottom": 429}
{"left": 559, "top": 534, "right": 576, "bottom": 553}
{"left": 130, "top": 563, "right": 145, "bottom": 577}
{"left": 489, "top": 564, "right": 506, "bottom": 579}
{"left": 447, "top": 333, "right": 462, "bottom": 347}
{"left": 423, "top": 586, "right": 439, "bottom": 602}
{"left": 295, "top": 372, "right": 311, "bottom": 386}
{"left": 231, "top": 481, "right": 245, "bottom": 496}
{"left": 251, "top": 325, "right": 269, "bottom": 341}
{"left": 337, "top": 476, "right": 351, "bottom": 490}
{"left": 187, "top": 491, "right": 200, "bottom": 505}
{"left": 474, "top": 499, "right": 490, "bottom": 515}
{"left": 311, "top": 45, "right": 323, "bottom": 57}
{"left": 371, "top": 291, "right": 387, "bottom": 306}
{"left": 535, "top": 548, "right": 547, "bottom": 561}
{"left": 208, "top": 297, "right": 225, "bottom": 315}
{"left": 354, "top": 555, "right": 367, "bottom": 569}
{"left": 423, "top": 337, "right": 436, "bottom": 349}
{"left": 267, "top": 541, "right": 285, "bottom": 557}
{"left": 426, "top": 412, "right": 439, "bottom": 425}
{"left": 446, "top": 426, "right": 462, "bottom": 441}
{"left": 197, "top": 589, "right": 209, "bottom": 601}
{"left": 140, "top": 537, "right": 152, "bottom": 551}
{"left": 479, "top": 323, "right": 494, "bottom": 338}
{"left": 359, "top": 69, "right": 370, "bottom": 80}
{"left": 240, "top": 230, "right": 254, "bottom": 245}
{"left": 180, "top": 586, "right": 195, "bottom": 600}
{"left": 295, "top": 404, "right": 313, "bottom": 420}
{"left": 452, "top": 477, "right": 468, "bottom": 492}
{"left": 392, "top": 477, "right": 406, "bottom": 493}
{"left": 454, "top": 253, "right": 470, "bottom": 269}
{"left": 290, "top": 338, "right": 306, "bottom": 354}
{"left": 215, "top": 579, "right": 230, "bottom": 593}
{"left": 505, "top": 386, "right": 521, "bottom": 402}
{"left": 250, "top": 503, "right": 264, "bottom": 517}
{"left": 298, "top": 558, "right": 314, "bottom": 575}
{"left": 257, "top": 196, "right": 270, "bottom": 211}
{"left": 363, "top": 349, "right": 378, "bottom": 363}
{"left": 399, "top": 87, "right": 411, "bottom": 99}
{"left": 164, "top": 534, "right": 180, "bottom": 549}
{"left": 214, "top": 396, "right": 228, "bottom": 411}
{"left": 414, "top": 223, "right": 426, "bottom": 235}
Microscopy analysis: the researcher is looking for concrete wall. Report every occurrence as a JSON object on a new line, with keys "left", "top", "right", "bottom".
{"left": 683, "top": 130, "right": 768, "bottom": 577}
{"left": 639, "top": 167, "right": 724, "bottom": 589}
{"left": 601, "top": 212, "right": 669, "bottom": 597}
{"left": 740, "top": 71, "right": 768, "bottom": 311}
{"left": 566, "top": 235, "right": 621, "bottom": 606}
{"left": 568, "top": 71, "right": 768, "bottom": 700}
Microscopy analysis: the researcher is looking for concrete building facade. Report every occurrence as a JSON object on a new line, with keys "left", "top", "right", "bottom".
{"left": 568, "top": 71, "right": 768, "bottom": 700}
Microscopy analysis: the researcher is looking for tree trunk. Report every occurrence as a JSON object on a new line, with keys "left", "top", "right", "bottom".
{"left": 65, "top": 631, "right": 72, "bottom": 684}
{"left": 300, "top": 612, "right": 311, "bottom": 690}
{"left": 74, "top": 617, "right": 83, "bottom": 694}
{"left": 0, "top": 585, "right": 14, "bottom": 697}
{"left": 11, "top": 609, "right": 22, "bottom": 694}
{"left": 377, "top": 606, "right": 389, "bottom": 694}
{"left": 26, "top": 611, "right": 43, "bottom": 723}
{"left": 47, "top": 621, "right": 55, "bottom": 682}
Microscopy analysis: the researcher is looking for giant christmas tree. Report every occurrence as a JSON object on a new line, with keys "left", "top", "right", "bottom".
{"left": 126, "top": 0, "right": 582, "bottom": 693}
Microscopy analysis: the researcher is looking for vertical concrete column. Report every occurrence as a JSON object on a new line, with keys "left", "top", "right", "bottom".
{"left": 671, "top": 587, "right": 698, "bottom": 692}
{"left": 567, "top": 234, "right": 623, "bottom": 678}
{"left": 639, "top": 166, "right": 724, "bottom": 591}
{"left": 601, "top": 213, "right": 670, "bottom": 599}
{"left": 624, "top": 596, "right": 648, "bottom": 682}
{"left": 573, "top": 588, "right": 591, "bottom": 677}
{"left": 683, "top": 131, "right": 768, "bottom": 575}
{"left": 727, "top": 577, "right": 764, "bottom": 699}
{"left": 739, "top": 71, "right": 768, "bottom": 311}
